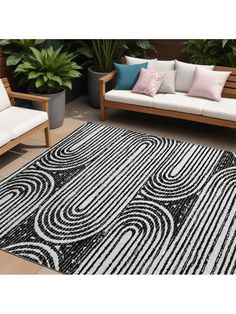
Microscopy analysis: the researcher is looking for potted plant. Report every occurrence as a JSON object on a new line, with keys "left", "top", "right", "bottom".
{"left": 77, "top": 40, "right": 156, "bottom": 108}
{"left": 14, "top": 46, "right": 82, "bottom": 129}
{"left": 0, "top": 39, "right": 46, "bottom": 93}
{"left": 183, "top": 39, "right": 236, "bottom": 66}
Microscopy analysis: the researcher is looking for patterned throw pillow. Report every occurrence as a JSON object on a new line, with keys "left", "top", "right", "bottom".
{"left": 158, "top": 70, "right": 176, "bottom": 94}
{"left": 132, "top": 68, "right": 164, "bottom": 97}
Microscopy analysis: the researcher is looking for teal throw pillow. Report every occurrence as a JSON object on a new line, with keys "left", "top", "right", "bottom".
{"left": 114, "top": 62, "right": 148, "bottom": 90}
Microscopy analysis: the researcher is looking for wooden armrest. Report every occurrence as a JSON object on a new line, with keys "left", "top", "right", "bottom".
{"left": 99, "top": 71, "right": 116, "bottom": 83}
{"left": 8, "top": 91, "right": 49, "bottom": 113}
{"left": 99, "top": 71, "right": 116, "bottom": 109}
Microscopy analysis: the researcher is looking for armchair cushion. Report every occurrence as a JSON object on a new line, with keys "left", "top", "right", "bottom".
{"left": 0, "top": 129, "right": 11, "bottom": 147}
{"left": 0, "top": 106, "right": 48, "bottom": 139}
{"left": 0, "top": 79, "right": 12, "bottom": 111}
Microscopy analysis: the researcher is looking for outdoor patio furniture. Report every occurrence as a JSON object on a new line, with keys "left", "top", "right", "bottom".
{"left": 0, "top": 78, "right": 51, "bottom": 155}
{"left": 99, "top": 65, "right": 236, "bottom": 130}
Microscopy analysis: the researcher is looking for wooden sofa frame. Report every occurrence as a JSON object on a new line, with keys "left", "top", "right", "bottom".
{"left": 99, "top": 66, "right": 236, "bottom": 129}
{"left": 0, "top": 77, "right": 51, "bottom": 155}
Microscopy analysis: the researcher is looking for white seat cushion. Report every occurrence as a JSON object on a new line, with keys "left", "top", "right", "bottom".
{"left": 152, "top": 92, "right": 209, "bottom": 115}
{"left": 0, "top": 79, "right": 12, "bottom": 111}
{"left": 0, "top": 129, "right": 11, "bottom": 147}
{"left": 105, "top": 89, "right": 236, "bottom": 122}
{"left": 0, "top": 106, "right": 48, "bottom": 139}
{"left": 202, "top": 97, "right": 236, "bottom": 122}
{"left": 105, "top": 90, "right": 154, "bottom": 107}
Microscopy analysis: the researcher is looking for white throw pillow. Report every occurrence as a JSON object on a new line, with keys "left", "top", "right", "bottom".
{"left": 175, "top": 60, "right": 214, "bottom": 92}
{"left": 125, "top": 56, "right": 175, "bottom": 72}
{"left": 0, "top": 79, "right": 11, "bottom": 111}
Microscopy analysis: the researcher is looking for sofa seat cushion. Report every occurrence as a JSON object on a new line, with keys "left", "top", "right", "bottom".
{"left": 0, "top": 106, "right": 48, "bottom": 139}
{"left": 105, "top": 89, "right": 155, "bottom": 107}
{"left": 0, "top": 129, "right": 11, "bottom": 147}
{"left": 202, "top": 97, "right": 236, "bottom": 122}
{"left": 152, "top": 92, "right": 209, "bottom": 115}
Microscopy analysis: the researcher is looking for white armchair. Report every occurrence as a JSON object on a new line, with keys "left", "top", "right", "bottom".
{"left": 0, "top": 78, "right": 51, "bottom": 155}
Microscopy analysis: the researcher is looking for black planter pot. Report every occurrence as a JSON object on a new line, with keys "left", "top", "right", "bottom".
{"left": 65, "top": 76, "right": 85, "bottom": 104}
{"left": 88, "top": 66, "right": 109, "bottom": 108}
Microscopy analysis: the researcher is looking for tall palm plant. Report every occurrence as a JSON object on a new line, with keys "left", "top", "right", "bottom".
{"left": 77, "top": 40, "right": 156, "bottom": 72}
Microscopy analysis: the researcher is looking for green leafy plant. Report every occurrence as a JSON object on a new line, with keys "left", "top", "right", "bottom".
{"left": 77, "top": 40, "right": 156, "bottom": 72}
{"left": 0, "top": 39, "right": 45, "bottom": 66}
{"left": 183, "top": 39, "right": 236, "bottom": 67}
{"left": 14, "top": 46, "right": 82, "bottom": 94}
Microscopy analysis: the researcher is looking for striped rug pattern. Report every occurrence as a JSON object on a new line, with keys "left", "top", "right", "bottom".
{"left": 0, "top": 122, "right": 236, "bottom": 274}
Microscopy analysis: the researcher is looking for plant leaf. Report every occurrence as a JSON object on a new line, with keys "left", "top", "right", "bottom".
{"left": 6, "top": 53, "right": 23, "bottom": 66}
{"left": 62, "top": 80, "right": 72, "bottom": 90}
{"left": 28, "top": 71, "right": 43, "bottom": 79}
{"left": 36, "top": 77, "right": 45, "bottom": 88}
{"left": 222, "top": 39, "right": 228, "bottom": 48}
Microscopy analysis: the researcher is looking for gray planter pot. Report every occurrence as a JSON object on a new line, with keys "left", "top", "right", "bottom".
{"left": 88, "top": 66, "right": 109, "bottom": 108}
{"left": 31, "top": 89, "right": 65, "bottom": 129}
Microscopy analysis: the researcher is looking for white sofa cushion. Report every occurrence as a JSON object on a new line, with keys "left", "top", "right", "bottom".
{"left": 125, "top": 56, "right": 175, "bottom": 72}
{"left": 0, "top": 106, "right": 48, "bottom": 139}
{"left": 105, "top": 89, "right": 154, "bottom": 107}
{"left": 105, "top": 89, "right": 236, "bottom": 122}
{"left": 202, "top": 97, "right": 236, "bottom": 122}
{"left": 152, "top": 92, "right": 209, "bottom": 115}
{"left": 0, "top": 129, "right": 11, "bottom": 147}
{"left": 155, "top": 60, "right": 175, "bottom": 71}
{"left": 0, "top": 79, "right": 12, "bottom": 111}
{"left": 105, "top": 90, "right": 209, "bottom": 115}
{"left": 175, "top": 60, "right": 214, "bottom": 93}
{"left": 125, "top": 55, "right": 158, "bottom": 71}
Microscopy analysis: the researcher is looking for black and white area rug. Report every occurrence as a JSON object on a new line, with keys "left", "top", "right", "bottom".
{"left": 0, "top": 122, "right": 236, "bottom": 274}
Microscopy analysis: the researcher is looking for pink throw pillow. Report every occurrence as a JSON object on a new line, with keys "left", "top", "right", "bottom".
{"left": 188, "top": 67, "right": 231, "bottom": 101}
{"left": 132, "top": 68, "right": 164, "bottom": 97}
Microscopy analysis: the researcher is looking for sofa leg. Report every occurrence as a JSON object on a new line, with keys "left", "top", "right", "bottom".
{"left": 44, "top": 126, "right": 51, "bottom": 147}
{"left": 100, "top": 106, "right": 105, "bottom": 121}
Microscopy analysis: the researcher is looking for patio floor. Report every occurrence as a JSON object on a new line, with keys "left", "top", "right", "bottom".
{"left": 1, "top": 95, "right": 236, "bottom": 274}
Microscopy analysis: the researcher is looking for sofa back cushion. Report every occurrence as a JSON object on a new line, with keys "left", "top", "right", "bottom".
{"left": 0, "top": 79, "right": 11, "bottom": 111}
{"left": 114, "top": 62, "right": 148, "bottom": 90}
{"left": 188, "top": 67, "right": 231, "bottom": 101}
{"left": 125, "top": 56, "right": 175, "bottom": 72}
{"left": 175, "top": 60, "right": 214, "bottom": 92}
{"left": 125, "top": 55, "right": 158, "bottom": 70}
{"left": 155, "top": 60, "right": 175, "bottom": 71}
